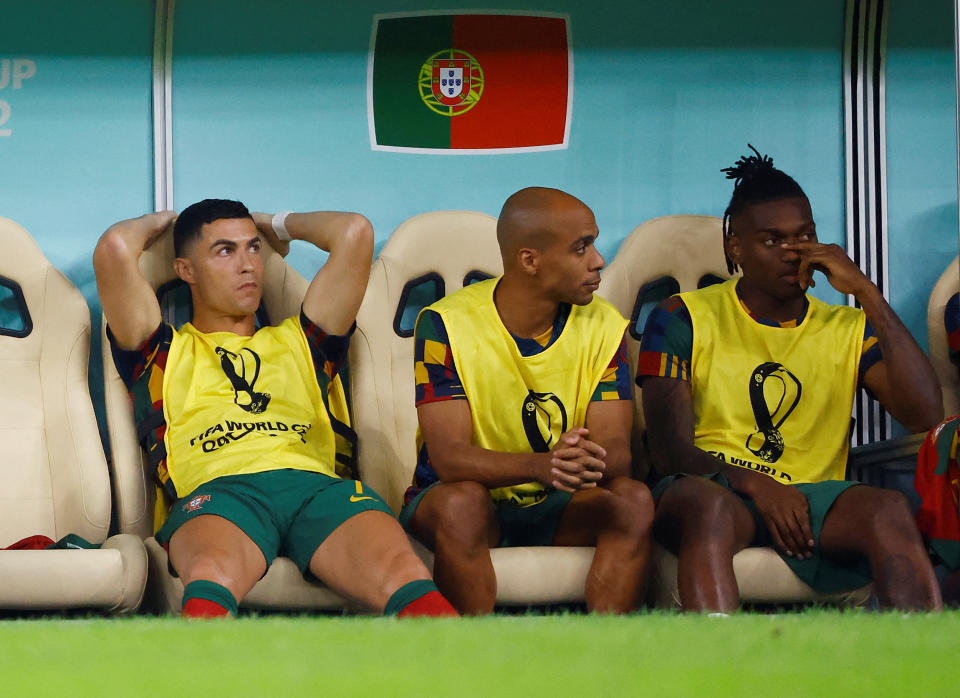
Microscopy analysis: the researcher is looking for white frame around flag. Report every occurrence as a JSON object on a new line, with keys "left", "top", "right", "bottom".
{"left": 366, "top": 9, "right": 574, "bottom": 155}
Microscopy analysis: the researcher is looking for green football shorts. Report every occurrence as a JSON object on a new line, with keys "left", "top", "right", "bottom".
{"left": 653, "top": 472, "right": 872, "bottom": 594}
{"left": 156, "top": 469, "right": 393, "bottom": 576}
{"left": 400, "top": 482, "right": 573, "bottom": 547}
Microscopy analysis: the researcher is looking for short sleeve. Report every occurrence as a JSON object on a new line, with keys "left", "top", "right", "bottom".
{"left": 635, "top": 296, "right": 692, "bottom": 385}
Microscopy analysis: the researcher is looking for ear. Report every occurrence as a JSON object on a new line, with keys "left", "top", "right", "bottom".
{"left": 174, "top": 257, "right": 195, "bottom": 284}
{"left": 723, "top": 234, "right": 741, "bottom": 268}
{"left": 517, "top": 247, "right": 539, "bottom": 276}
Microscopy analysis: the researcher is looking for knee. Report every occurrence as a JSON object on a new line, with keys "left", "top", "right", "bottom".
{"left": 176, "top": 552, "right": 237, "bottom": 588}
{"left": 674, "top": 488, "right": 743, "bottom": 543}
{"left": 422, "top": 481, "right": 493, "bottom": 545}
{"left": 863, "top": 488, "right": 916, "bottom": 539}
{"left": 604, "top": 477, "right": 654, "bottom": 533}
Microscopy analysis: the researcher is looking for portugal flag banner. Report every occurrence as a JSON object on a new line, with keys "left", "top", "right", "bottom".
{"left": 368, "top": 12, "right": 572, "bottom": 154}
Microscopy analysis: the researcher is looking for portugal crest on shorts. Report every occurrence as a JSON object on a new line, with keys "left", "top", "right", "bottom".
{"left": 183, "top": 494, "right": 211, "bottom": 513}
{"left": 418, "top": 49, "right": 484, "bottom": 116}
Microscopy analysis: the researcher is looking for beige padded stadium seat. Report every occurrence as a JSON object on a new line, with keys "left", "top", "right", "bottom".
{"left": 928, "top": 256, "right": 959, "bottom": 417}
{"left": 598, "top": 214, "right": 869, "bottom": 608}
{"left": 101, "top": 227, "right": 354, "bottom": 613}
{"left": 598, "top": 214, "right": 735, "bottom": 480}
{"left": 350, "top": 211, "right": 595, "bottom": 606}
{"left": 0, "top": 216, "right": 146, "bottom": 613}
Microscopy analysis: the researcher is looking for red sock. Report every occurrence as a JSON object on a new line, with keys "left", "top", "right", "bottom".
{"left": 182, "top": 597, "right": 231, "bottom": 618}
{"left": 398, "top": 590, "right": 459, "bottom": 618}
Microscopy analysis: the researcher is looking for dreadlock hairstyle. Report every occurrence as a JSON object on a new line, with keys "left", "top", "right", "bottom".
{"left": 721, "top": 145, "right": 807, "bottom": 274}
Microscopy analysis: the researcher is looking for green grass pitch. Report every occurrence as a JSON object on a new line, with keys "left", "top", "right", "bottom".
{"left": 1, "top": 610, "right": 958, "bottom": 696}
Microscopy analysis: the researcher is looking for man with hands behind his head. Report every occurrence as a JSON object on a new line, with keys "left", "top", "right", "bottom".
{"left": 95, "top": 199, "right": 457, "bottom": 618}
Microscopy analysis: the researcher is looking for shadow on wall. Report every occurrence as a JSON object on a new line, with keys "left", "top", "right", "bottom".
{"left": 892, "top": 201, "right": 959, "bottom": 355}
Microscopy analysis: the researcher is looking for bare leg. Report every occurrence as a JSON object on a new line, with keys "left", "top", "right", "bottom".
{"left": 308, "top": 510, "right": 433, "bottom": 612}
{"left": 168, "top": 514, "right": 268, "bottom": 605}
{"left": 553, "top": 477, "right": 653, "bottom": 613}
{"left": 407, "top": 481, "right": 499, "bottom": 615}
{"left": 818, "top": 485, "right": 942, "bottom": 611}
{"left": 653, "top": 477, "right": 755, "bottom": 613}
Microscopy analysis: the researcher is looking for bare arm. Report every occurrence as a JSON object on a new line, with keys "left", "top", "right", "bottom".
{"left": 643, "top": 375, "right": 814, "bottom": 557}
{"left": 418, "top": 399, "right": 604, "bottom": 493}
{"left": 789, "top": 241, "right": 943, "bottom": 432}
{"left": 583, "top": 398, "right": 633, "bottom": 480}
{"left": 858, "top": 284, "right": 943, "bottom": 432}
{"left": 252, "top": 211, "right": 374, "bottom": 335}
{"left": 643, "top": 376, "right": 733, "bottom": 479}
{"left": 93, "top": 211, "right": 176, "bottom": 350}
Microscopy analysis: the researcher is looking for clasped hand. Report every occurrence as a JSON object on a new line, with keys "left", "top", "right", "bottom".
{"left": 545, "top": 427, "right": 606, "bottom": 493}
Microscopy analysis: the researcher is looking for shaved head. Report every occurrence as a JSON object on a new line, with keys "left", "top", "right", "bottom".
{"left": 497, "top": 187, "right": 594, "bottom": 267}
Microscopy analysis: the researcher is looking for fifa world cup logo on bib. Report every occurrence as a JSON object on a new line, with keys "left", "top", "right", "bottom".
{"left": 216, "top": 346, "right": 271, "bottom": 415}
{"left": 745, "top": 362, "right": 802, "bottom": 463}
{"left": 521, "top": 390, "right": 568, "bottom": 453}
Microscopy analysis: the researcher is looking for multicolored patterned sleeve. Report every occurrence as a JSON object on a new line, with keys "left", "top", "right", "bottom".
{"left": 107, "top": 323, "right": 173, "bottom": 388}
{"left": 107, "top": 323, "right": 176, "bottom": 501}
{"left": 590, "top": 335, "right": 632, "bottom": 401}
{"left": 414, "top": 309, "right": 466, "bottom": 406}
{"left": 858, "top": 319, "right": 883, "bottom": 386}
{"left": 635, "top": 296, "right": 692, "bottom": 385}
{"left": 947, "top": 292, "right": 960, "bottom": 370}
{"left": 299, "top": 311, "right": 353, "bottom": 389}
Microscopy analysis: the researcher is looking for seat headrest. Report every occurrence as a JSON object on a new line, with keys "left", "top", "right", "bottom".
{"left": 599, "top": 214, "right": 734, "bottom": 328}
{"left": 376, "top": 210, "right": 502, "bottom": 291}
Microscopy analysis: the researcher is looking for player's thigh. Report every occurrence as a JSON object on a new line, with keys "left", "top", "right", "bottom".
{"left": 652, "top": 475, "right": 755, "bottom": 552}
{"left": 284, "top": 477, "right": 397, "bottom": 573}
{"left": 408, "top": 481, "right": 499, "bottom": 550}
{"left": 553, "top": 478, "right": 653, "bottom": 547}
{"left": 308, "top": 510, "right": 431, "bottom": 606}
{"left": 168, "top": 514, "right": 268, "bottom": 588}
{"left": 818, "top": 483, "right": 915, "bottom": 556}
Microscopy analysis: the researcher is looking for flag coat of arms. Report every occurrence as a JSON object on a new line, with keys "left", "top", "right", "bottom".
{"left": 368, "top": 12, "right": 572, "bottom": 154}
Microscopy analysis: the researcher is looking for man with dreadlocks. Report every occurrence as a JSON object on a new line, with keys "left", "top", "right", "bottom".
{"left": 636, "top": 146, "right": 943, "bottom": 612}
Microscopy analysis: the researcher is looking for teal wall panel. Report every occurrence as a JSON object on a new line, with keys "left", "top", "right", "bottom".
{"left": 0, "top": 0, "right": 955, "bottom": 456}
{"left": 170, "top": 0, "right": 846, "bottom": 302}
{"left": 0, "top": 1, "right": 154, "bottom": 445}
{"left": 886, "top": 0, "right": 959, "bottom": 354}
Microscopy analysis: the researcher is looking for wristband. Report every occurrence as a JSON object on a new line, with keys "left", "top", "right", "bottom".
{"left": 271, "top": 211, "right": 293, "bottom": 241}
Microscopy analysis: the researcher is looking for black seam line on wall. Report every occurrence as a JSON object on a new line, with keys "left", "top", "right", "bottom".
{"left": 872, "top": 0, "right": 887, "bottom": 299}
{"left": 874, "top": 0, "right": 890, "bottom": 439}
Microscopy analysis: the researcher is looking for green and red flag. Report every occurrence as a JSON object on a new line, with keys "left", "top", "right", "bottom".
{"left": 368, "top": 12, "right": 572, "bottom": 153}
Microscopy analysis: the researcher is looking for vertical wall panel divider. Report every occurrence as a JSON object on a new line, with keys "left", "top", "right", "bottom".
{"left": 844, "top": 0, "right": 891, "bottom": 445}
{"left": 152, "top": 0, "right": 175, "bottom": 212}
{"left": 956, "top": 0, "right": 960, "bottom": 259}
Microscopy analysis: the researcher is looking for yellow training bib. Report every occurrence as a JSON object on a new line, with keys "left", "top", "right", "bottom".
{"left": 162, "top": 317, "right": 339, "bottom": 496}
{"left": 682, "top": 279, "right": 864, "bottom": 484}
{"left": 424, "top": 278, "right": 627, "bottom": 506}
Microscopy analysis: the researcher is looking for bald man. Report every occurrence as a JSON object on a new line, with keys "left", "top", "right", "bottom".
{"left": 399, "top": 187, "right": 653, "bottom": 614}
